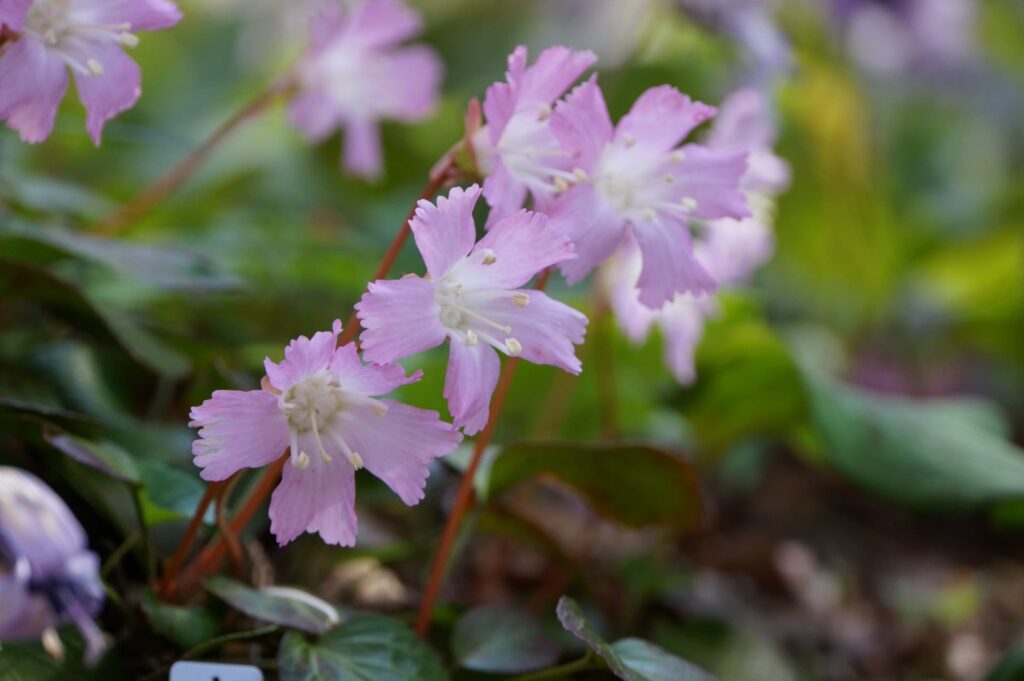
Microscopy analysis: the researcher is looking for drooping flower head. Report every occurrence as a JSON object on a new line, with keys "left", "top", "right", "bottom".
{"left": 0, "top": 467, "right": 106, "bottom": 664}
{"left": 356, "top": 185, "right": 588, "bottom": 434}
{"left": 190, "top": 321, "right": 462, "bottom": 546}
{"left": 471, "top": 45, "right": 596, "bottom": 226}
{"left": 603, "top": 88, "right": 787, "bottom": 384}
{"left": 0, "top": 0, "right": 181, "bottom": 144}
{"left": 546, "top": 78, "right": 750, "bottom": 308}
{"left": 289, "top": 0, "right": 443, "bottom": 178}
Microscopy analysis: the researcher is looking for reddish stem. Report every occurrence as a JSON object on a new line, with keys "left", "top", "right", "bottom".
{"left": 93, "top": 79, "right": 296, "bottom": 237}
{"left": 157, "top": 481, "right": 222, "bottom": 598}
{"left": 414, "top": 269, "right": 552, "bottom": 636}
{"left": 165, "top": 161, "right": 457, "bottom": 597}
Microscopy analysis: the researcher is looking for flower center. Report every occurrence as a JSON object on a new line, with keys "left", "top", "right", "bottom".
{"left": 490, "top": 106, "right": 577, "bottom": 195}
{"left": 434, "top": 274, "right": 524, "bottom": 356}
{"left": 278, "top": 370, "right": 386, "bottom": 471}
{"left": 593, "top": 143, "right": 698, "bottom": 224}
{"left": 25, "top": 0, "right": 140, "bottom": 75}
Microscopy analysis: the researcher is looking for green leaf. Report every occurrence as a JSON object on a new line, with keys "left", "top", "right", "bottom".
{"left": 611, "top": 639, "right": 716, "bottom": 681}
{"left": 205, "top": 577, "right": 339, "bottom": 635}
{"left": 487, "top": 442, "right": 703, "bottom": 529}
{"left": 451, "top": 605, "right": 559, "bottom": 673}
{"left": 807, "top": 375, "right": 1024, "bottom": 509}
{"left": 0, "top": 643, "right": 67, "bottom": 681}
{"left": 141, "top": 591, "right": 220, "bottom": 650}
{"left": 43, "top": 432, "right": 141, "bottom": 485}
{"left": 136, "top": 460, "right": 207, "bottom": 525}
{"left": 278, "top": 613, "right": 449, "bottom": 681}
{"left": 556, "top": 597, "right": 715, "bottom": 681}
{"left": 982, "top": 645, "right": 1024, "bottom": 681}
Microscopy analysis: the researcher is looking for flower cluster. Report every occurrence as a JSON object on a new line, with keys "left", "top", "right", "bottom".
{"left": 0, "top": 0, "right": 181, "bottom": 143}
{"left": 0, "top": 467, "right": 107, "bottom": 664}
{"left": 185, "top": 43, "right": 781, "bottom": 547}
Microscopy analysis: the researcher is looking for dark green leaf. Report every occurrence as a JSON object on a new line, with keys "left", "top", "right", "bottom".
{"left": 612, "top": 639, "right": 717, "bottom": 681}
{"left": 451, "top": 605, "right": 559, "bottom": 673}
{"left": 807, "top": 375, "right": 1024, "bottom": 508}
{"left": 136, "top": 460, "right": 206, "bottom": 525}
{"left": 488, "top": 442, "right": 703, "bottom": 529}
{"left": 0, "top": 643, "right": 67, "bottom": 681}
{"left": 982, "top": 644, "right": 1024, "bottom": 681}
{"left": 43, "top": 432, "right": 141, "bottom": 485}
{"left": 278, "top": 613, "right": 449, "bottom": 681}
{"left": 205, "top": 577, "right": 339, "bottom": 635}
{"left": 141, "top": 591, "right": 220, "bottom": 650}
{"left": 556, "top": 597, "right": 715, "bottom": 681}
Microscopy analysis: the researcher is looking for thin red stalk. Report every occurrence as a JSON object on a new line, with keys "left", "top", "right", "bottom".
{"left": 414, "top": 270, "right": 552, "bottom": 636}
{"left": 157, "top": 481, "right": 222, "bottom": 598}
{"left": 166, "top": 161, "right": 457, "bottom": 597}
{"left": 94, "top": 79, "right": 296, "bottom": 237}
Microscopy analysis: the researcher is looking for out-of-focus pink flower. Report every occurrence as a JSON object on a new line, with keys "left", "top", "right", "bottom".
{"left": 0, "top": 0, "right": 181, "bottom": 144}
{"left": 547, "top": 79, "right": 750, "bottom": 308}
{"left": 189, "top": 321, "right": 461, "bottom": 546}
{"left": 471, "top": 45, "right": 596, "bottom": 226}
{"left": 289, "top": 0, "right": 442, "bottom": 178}
{"left": 0, "top": 467, "right": 107, "bottom": 664}
{"left": 356, "top": 185, "right": 588, "bottom": 434}
{"left": 603, "top": 88, "right": 786, "bottom": 384}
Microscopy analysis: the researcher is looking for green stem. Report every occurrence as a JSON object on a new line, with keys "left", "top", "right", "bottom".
{"left": 507, "top": 652, "right": 597, "bottom": 681}
{"left": 182, "top": 624, "right": 280, "bottom": 660}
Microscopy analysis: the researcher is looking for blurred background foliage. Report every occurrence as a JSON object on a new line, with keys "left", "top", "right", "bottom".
{"left": 2, "top": 0, "right": 1024, "bottom": 679}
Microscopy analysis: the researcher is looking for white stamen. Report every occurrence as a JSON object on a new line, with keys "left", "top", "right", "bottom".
{"left": 479, "top": 248, "right": 497, "bottom": 265}
{"left": 623, "top": 134, "right": 636, "bottom": 148}
{"left": 537, "top": 104, "right": 552, "bottom": 120}
{"left": 87, "top": 58, "right": 103, "bottom": 75}
{"left": 371, "top": 402, "right": 388, "bottom": 416}
{"left": 328, "top": 431, "right": 363, "bottom": 470}
{"left": 572, "top": 167, "right": 589, "bottom": 182}
{"left": 42, "top": 628, "right": 64, "bottom": 662}
{"left": 512, "top": 292, "right": 530, "bottom": 307}
{"left": 294, "top": 451, "right": 311, "bottom": 470}
{"left": 553, "top": 177, "right": 569, "bottom": 192}
{"left": 643, "top": 207, "right": 657, "bottom": 221}
{"left": 505, "top": 338, "right": 522, "bottom": 356}
{"left": 349, "top": 451, "right": 364, "bottom": 470}
{"left": 465, "top": 329, "right": 479, "bottom": 346}
{"left": 670, "top": 150, "right": 687, "bottom": 163}
{"left": 681, "top": 196, "right": 698, "bottom": 211}
{"left": 665, "top": 174, "right": 675, "bottom": 183}
{"left": 309, "top": 411, "right": 333, "bottom": 465}
{"left": 119, "top": 32, "right": 139, "bottom": 47}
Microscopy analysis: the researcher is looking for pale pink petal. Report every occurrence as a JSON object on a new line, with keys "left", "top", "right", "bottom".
{"left": 462, "top": 210, "right": 574, "bottom": 289}
{"left": 0, "top": 0, "right": 30, "bottom": 29}
{"left": 0, "top": 39, "right": 69, "bottom": 144}
{"left": 342, "top": 117, "right": 382, "bottom": 178}
{"left": 707, "top": 88, "right": 774, "bottom": 153}
{"left": 615, "top": 86, "right": 716, "bottom": 152}
{"left": 670, "top": 145, "right": 751, "bottom": 219}
{"left": 483, "top": 46, "right": 526, "bottom": 141}
{"left": 307, "top": 3, "right": 346, "bottom": 52}
{"left": 551, "top": 75, "right": 613, "bottom": 171}
{"left": 517, "top": 45, "right": 597, "bottom": 106}
{"left": 444, "top": 340, "right": 500, "bottom": 435}
{"left": 356, "top": 276, "right": 447, "bottom": 364}
{"left": 659, "top": 300, "right": 706, "bottom": 385}
{"left": 329, "top": 343, "right": 421, "bottom": 396}
{"left": 189, "top": 390, "right": 289, "bottom": 481}
{"left": 409, "top": 184, "right": 481, "bottom": 278}
{"left": 289, "top": 90, "right": 339, "bottom": 143}
{"left": 699, "top": 216, "right": 774, "bottom": 285}
{"left": 342, "top": 0, "right": 422, "bottom": 50}
{"left": 547, "top": 185, "right": 626, "bottom": 285}
{"left": 338, "top": 400, "right": 461, "bottom": 505}
{"left": 72, "top": 43, "right": 141, "bottom": 145}
{"left": 269, "top": 456, "right": 357, "bottom": 546}
{"left": 603, "top": 240, "right": 656, "bottom": 343}
{"left": 481, "top": 161, "right": 528, "bottom": 229}
{"left": 373, "top": 45, "right": 442, "bottom": 120}
{"left": 633, "top": 218, "right": 716, "bottom": 308}
{"left": 264, "top": 326, "right": 340, "bottom": 391}
{"left": 76, "top": 0, "right": 182, "bottom": 31}
{"left": 486, "top": 291, "right": 587, "bottom": 373}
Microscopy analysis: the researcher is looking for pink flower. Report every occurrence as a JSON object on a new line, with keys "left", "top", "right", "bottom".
{"left": 289, "top": 0, "right": 442, "bottom": 178}
{"left": 545, "top": 78, "right": 750, "bottom": 308}
{"left": 189, "top": 321, "right": 461, "bottom": 546}
{"left": 0, "top": 0, "right": 181, "bottom": 144}
{"left": 356, "top": 185, "right": 588, "bottom": 434}
{"left": 603, "top": 89, "right": 786, "bottom": 384}
{"left": 472, "top": 44, "right": 596, "bottom": 226}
